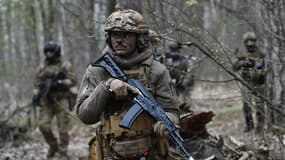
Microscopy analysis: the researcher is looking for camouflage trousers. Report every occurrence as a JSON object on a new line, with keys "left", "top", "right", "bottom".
{"left": 176, "top": 87, "right": 192, "bottom": 112}
{"left": 241, "top": 84, "right": 266, "bottom": 132}
{"left": 39, "top": 97, "right": 70, "bottom": 155}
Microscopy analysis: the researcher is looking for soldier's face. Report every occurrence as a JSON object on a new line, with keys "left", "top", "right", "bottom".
{"left": 110, "top": 31, "right": 137, "bottom": 56}
{"left": 149, "top": 41, "right": 158, "bottom": 47}
{"left": 46, "top": 51, "right": 55, "bottom": 58}
{"left": 244, "top": 39, "right": 257, "bottom": 53}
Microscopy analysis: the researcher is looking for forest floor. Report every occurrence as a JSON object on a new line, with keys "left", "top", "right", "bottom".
{"left": 0, "top": 84, "right": 284, "bottom": 160}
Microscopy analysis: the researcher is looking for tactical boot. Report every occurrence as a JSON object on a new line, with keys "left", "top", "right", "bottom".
{"left": 255, "top": 109, "right": 265, "bottom": 134}
{"left": 244, "top": 115, "right": 254, "bottom": 132}
{"left": 47, "top": 147, "right": 58, "bottom": 158}
{"left": 243, "top": 103, "right": 254, "bottom": 132}
{"left": 244, "top": 125, "right": 254, "bottom": 132}
{"left": 58, "top": 152, "right": 69, "bottom": 160}
{"left": 255, "top": 121, "right": 264, "bottom": 134}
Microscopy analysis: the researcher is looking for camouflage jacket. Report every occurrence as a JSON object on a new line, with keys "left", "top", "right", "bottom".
{"left": 165, "top": 52, "right": 194, "bottom": 88}
{"left": 76, "top": 48, "right": 179, "bottom": 125}
{"left": 233, "top": 51, "right": 266, "bottom": 85}
{"left": 34, "top": 58, "right": 76, "bottom": 98}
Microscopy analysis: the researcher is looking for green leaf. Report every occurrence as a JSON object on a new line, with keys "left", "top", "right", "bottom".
{"left": 186, "top": 0, "right": 198, "bottom": 6}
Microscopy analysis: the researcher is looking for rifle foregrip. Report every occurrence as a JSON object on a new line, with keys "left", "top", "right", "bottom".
{"left": 119, "top": 103, "right": 144, "bottom": 129}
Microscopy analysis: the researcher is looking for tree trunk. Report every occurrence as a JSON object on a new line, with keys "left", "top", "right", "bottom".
{"left": 262, "top": 0, "right": 285, "bottom": 128}
{"left": 106, "top": 0, "right": 116, "bottom": 16}
{"left": 40, "top": 0, "right": 57, "bottom": 42}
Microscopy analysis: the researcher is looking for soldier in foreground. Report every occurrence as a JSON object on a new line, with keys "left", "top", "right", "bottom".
{"left": 76, "top": 9, "right": 185, "bottom": 160}
{"left": 233, "top": 32, "right": 266, "bottom": 133}
{"left": 33, "top": 42, "right": 76, "bottom": 159}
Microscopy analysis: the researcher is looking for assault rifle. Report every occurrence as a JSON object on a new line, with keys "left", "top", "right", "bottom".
{"left": 32, "top": 72, "right": 66, "bottom": 106}
{"left": 93, "top": 52, "right": 195, "bottom": 160}
{"left": 248, "top": 57, "right": 264, "bottom": 69}
{"left": 233, "top": 48, "right": 265, "bottom": 70}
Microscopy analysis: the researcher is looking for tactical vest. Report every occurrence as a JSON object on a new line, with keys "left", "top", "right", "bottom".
{"left": 98, "top": 66, "right": 163, "bottom": 159}
{"left": 241, "top": 56, "right": 266, "bottom": 85}
{"left": 39, "top": 61, "right": 63, "bottom": 80}
{"left": 37, "top": 60, "right": 71, "bottom": 98}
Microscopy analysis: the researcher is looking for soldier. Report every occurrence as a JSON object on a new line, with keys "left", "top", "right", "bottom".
{"left": 33, "top": 42, "right": 76, "bottom": 159}
{"left": 76, "top": 9, "right": 183, "bottom": 160}
{"left": 148, "top": 29, "right": 165, "bottom": 63}
{"left": 233, "top": 32, "right": 266, "bottom": 133}
{"left": 165, "top": 42, "right": 195, "bottom": 110}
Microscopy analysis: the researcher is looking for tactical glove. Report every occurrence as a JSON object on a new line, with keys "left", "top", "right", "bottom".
{"left": 153, "top": 121, "right": 168, "bottom": 137}
{"left": 239, "top": 59, "right": 253, "bottom": 68}
{"left": 106, "top": 78, "right": 139, "bottom": 100}
{"left": 51, "top": 79, "right": 60, "bottom": 88}
{"left": 153, "top": 112, "right": 179, "bottom": 137}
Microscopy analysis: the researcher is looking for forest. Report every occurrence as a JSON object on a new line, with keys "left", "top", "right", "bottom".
{"left": 0, "top": 0, "right": 284, "bottom": 160}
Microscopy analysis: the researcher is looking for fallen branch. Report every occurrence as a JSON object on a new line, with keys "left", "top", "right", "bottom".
{"left": 0, "top": 102, "right": 32, "bottom": 127}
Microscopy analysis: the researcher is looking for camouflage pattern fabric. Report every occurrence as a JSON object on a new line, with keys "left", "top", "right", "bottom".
{"left": 233, "top": 50, "right": 266, "bottom": 133}
{"left": 165, "top": 52, "right": 194, "bottom": 108}
{"left": 241, "top": 84, "right": 266, "bottom": 132}
{"left": 34, "top": 58, "right": 76, "bottom": 158}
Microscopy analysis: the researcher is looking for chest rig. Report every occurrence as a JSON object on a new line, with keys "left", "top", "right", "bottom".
{"left": 39, "top": 63, "right": 62, "bottom": 80}
{"left": 38, "top": 60, "right": 70, "bottom": 100}
{"left": 241, "top": 56, "right": 266, "bottom": 85}
{"left": 99, "top": 65, "right": 159, "bottom": 159}
{"left": 102, "top": 66, "right": 153, "bottom": 138}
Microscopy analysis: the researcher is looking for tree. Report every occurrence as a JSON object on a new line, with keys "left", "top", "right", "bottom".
{"left": 262, "top": 0, "right": 285, "bottom": 128}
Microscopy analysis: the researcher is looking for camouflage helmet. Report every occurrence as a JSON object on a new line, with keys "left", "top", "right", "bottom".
{"left": 104, "top": 9, "right": 149, "bottom": 34}
{"left": 242, "top": 32, "right": 257, "bottom": 43}
{"left": 168, "top": 42, "right": 182, "bottom": 50}
{"left": 148, "top": 29, "right": 160, "bottom": 42}
{"left": 43, "top": 41, "right": 61, "bottom": 57}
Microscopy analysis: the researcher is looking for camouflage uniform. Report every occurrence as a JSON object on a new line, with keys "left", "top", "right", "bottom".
{"left": 148, "top": 29, "right": 165, "bottom": 63}
{"left": 233, "top": 32, "right": 266, "bottom": 133}
{"left": 34, "top": 42, "right": 76, "bottom": 158}
{"left": 165, "top": 43, "right": 195, "bottom": 108}
{"left": 76, "top": 10, "right": 184, "bottom": 160}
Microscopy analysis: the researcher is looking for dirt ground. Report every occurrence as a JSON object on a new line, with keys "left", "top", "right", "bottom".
{"left": 0, "top": 116, "right": 93, "bottom": 160}
{"left": 0, "top": 84, "right": 284, "bottom": 160}
{"left": 192, "top": 83, "right": 285, "bottom": 160}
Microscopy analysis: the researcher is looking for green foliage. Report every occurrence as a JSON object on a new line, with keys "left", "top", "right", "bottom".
{"left": 186, "top": 0, "right": 199, "bottom": 6}
{"left": 214, "top": 105, "right": 242, "bottom": 121}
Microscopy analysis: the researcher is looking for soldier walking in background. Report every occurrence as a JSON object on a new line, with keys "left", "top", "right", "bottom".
{"left": 233, "top": 32, "right": 267, "bottom": 133}
{"left": 148, "top": 29, "right": 165, "bottom": 63}
{"left": 33, "top": 42, "right": 76, "bottom": 159}
{"left": 165, "top": 42, "right": 195, "bottom": 110}
{"left": 76, "top": 9, "right": 184, "bottom": 160}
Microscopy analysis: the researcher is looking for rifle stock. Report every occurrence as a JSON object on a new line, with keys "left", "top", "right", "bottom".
{"left": 93, "top": 52, "right": 194, "bottom": 160}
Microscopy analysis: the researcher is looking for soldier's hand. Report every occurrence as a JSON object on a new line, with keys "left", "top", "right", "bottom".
{"left": 106, "top": 78, "right": 139, "bottom": 100}
{"left": 238, "top": 55, "right": 246, "bottom": 60}
{"left": 153, "top": 112, "right": 179, "bottom": 137}
{"left": 51, "top": 80, "right": 59, "bottom": 88}
{"left": 153, "top": 121, "right": 169, "bottom": 137}
{"left": 241, "top": 60, "right": 254, "bottom": 67}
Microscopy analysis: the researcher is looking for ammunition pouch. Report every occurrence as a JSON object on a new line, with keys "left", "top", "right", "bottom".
{"left": 242, "top": 68, "right": 266, "bottom": 85}
{"left": 89, "top": 139, "right": 97, "bottom": 160}
{"left": 102, "top": 111, "right": 154, "bottom": 139}
{"left": 99, "top": 110, "right": 170, "bottom": 159}
{"left": 88, "top": 127, "right": 104, "bottom": 160}
{"left": 109, "top": 137, "right": 152, "bottom": 158}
